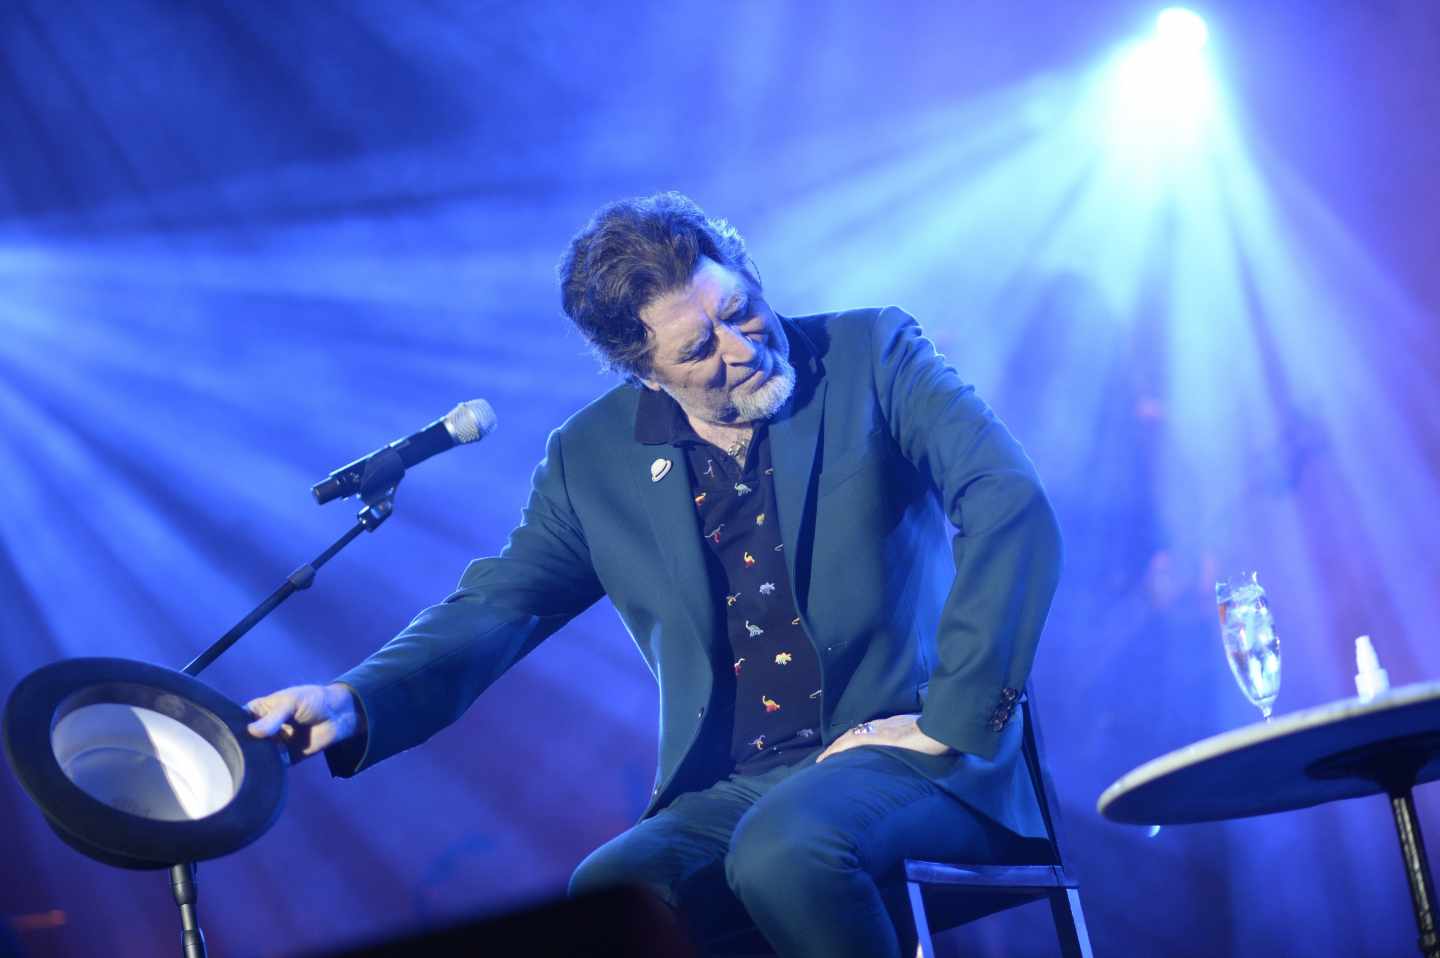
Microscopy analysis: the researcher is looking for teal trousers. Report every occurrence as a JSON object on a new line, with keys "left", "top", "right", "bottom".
{"left": 569, "top": 744, "right": 1036, "bottom": 958}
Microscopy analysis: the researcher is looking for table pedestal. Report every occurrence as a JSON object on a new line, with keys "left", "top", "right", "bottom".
{"left": 1390, "top": 791, "right": 1439, "bottom": 958}
{"left": 1309, "top": 730, "right": 1440, "bottom": 958}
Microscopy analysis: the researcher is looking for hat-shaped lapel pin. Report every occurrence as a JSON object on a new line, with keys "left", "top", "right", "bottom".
{"left": 650, "top": 458, "right": 672, "bottom": 482}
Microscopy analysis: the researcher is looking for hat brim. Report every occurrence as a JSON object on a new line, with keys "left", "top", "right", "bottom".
{"left": 4, "top": 657, "right": 287, "bottom": 869}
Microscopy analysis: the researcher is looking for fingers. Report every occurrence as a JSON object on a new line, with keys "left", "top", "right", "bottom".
{"left": 814, "top": 732, "right": 859, "bottom": 764}
{"left": 817, "top": 715, "right": 953, "bottom": 763}
{"left": 814, "top": 720, "right": 897, "bottom": 763}
{"left": 247, "top": 686, "right": 347, "bottom": 766}
{"left": 244, "top": 686, "right": 357, "bottom": 767}
{"left": 246, "top": 694, "right": 294, "bottom": 739}
{"left": 246, "top": 687, "right": 323, "bottom": 738}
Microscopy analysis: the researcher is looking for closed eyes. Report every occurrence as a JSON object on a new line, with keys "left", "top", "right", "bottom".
{"left": 683, "top": 337, "right": 716, "bottom": 362}
{"left": 678, "top": 295, "right": 760, "bottom": 363}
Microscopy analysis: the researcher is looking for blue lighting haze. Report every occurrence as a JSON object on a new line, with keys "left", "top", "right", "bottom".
{"left": 0, "top": 3, "right": 1436, "bottom": 957}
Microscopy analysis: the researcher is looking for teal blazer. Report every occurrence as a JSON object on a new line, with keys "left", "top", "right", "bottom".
{"left": 328, "top": 307, "right": 1062, "bottom": 839}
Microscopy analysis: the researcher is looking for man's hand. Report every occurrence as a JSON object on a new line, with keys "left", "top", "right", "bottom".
{"left": 246, "top": 684, "right": 361, "bottom": 764}
{"left": 814, "top": 713, "right": 952, "bottom": 763}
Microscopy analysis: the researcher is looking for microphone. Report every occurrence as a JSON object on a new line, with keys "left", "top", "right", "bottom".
{"left": 311, "top": 399, "right": 497, "bottom": 504}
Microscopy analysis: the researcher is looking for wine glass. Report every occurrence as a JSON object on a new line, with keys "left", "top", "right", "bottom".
{"left": 1215, "top": 571, "right": 1281, "bottom": 720}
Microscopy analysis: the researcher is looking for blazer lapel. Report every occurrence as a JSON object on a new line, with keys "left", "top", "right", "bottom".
{"left": 627, "top": 434, "right": 719, "bottom": 657}
{"left": 768, "top": 319, "right": 826, "bottom": 611}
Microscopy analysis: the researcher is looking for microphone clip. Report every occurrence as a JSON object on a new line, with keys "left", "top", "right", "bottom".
{"left": 354, "top": 448, "right": 404, "bottom": 531}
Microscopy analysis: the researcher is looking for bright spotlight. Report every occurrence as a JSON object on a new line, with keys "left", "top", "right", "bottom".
{"left": 1155, "top": 8, "right": 1209, "bottom": 52}
{"left": 1100, "top": 7, "right": 1217, "bottom": 154}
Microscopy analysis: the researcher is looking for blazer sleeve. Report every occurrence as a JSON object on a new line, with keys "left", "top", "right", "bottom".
{"left": 325, "top": 425, "right": 605, "bottom": 777}
{"left": 870, "top": 307, "right": 1062, "bottom": 759}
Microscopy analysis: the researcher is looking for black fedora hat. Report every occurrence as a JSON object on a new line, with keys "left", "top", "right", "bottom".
{"left": 4, "top": 657, "right": 287, "bottom": 870}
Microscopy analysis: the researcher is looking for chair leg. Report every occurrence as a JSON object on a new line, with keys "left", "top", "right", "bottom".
{"left": 1049, "top": 887, "right": 1094, "bottom": 958}
{"left": 907, "top": 881, "right": 935, "bottom": 958}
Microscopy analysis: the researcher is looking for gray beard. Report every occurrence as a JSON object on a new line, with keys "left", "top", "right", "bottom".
{"left": 729, "top": 355, "right": 797, "bottom": 423}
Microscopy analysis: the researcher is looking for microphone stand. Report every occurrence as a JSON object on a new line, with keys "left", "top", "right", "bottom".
{"left": 166, "top": 449, "right": 406, "bottom": 958}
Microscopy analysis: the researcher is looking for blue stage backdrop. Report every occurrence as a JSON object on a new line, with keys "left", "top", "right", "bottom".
{"left": 2, "top": 2, "right": 1437, "bottom": 956}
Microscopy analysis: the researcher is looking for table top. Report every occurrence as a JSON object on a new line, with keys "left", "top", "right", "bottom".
{"left": 1098, "top": 681, "right": 1440, "bottom": 825}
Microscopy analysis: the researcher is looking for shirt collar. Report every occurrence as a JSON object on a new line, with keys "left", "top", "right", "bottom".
{"left": 634, "top": 387, "right": 697, "bottom": 445}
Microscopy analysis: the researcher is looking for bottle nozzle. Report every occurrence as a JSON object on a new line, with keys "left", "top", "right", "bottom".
{"left": 1354, "top": 635, "right": 1390, "bottom": 701}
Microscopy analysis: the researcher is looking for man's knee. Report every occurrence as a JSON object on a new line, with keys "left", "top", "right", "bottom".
{"left": 724, "top": 807, "right": 856, "bottom": 902}
{"left": 568, "top": 831, "right": 686, "bottom": 907}
{"left": 569, "top": 841, "right": 643, "bottom": 900}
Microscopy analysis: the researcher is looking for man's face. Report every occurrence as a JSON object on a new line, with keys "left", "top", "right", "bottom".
{"left": 638, "top": 257, "right": 795, "bottom": 427}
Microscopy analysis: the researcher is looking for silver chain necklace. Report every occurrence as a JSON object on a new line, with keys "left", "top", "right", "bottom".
{"left": 724, "top": 432, "right": 753, "bottom": 466}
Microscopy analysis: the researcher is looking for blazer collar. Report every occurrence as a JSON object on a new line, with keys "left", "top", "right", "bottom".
{"left": 765, "top": 317, "right": 827, "bottom": 610}
{"left": 633, "top": 385, "right": 689, "bottom": 445}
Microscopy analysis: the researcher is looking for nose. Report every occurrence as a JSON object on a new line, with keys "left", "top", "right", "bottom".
{"left": 716, "top": 322, "right": 759, "bottom": 366}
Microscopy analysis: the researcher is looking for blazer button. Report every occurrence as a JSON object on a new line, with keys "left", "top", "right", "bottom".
{"left": 697, "top": 707, "right": 705, "bottom": 718}
{"left": 1001, "top": 687, "right": 1020, "bottom": 703}
{"left": 652, "top": 786, "right": 661, "bottom": 796}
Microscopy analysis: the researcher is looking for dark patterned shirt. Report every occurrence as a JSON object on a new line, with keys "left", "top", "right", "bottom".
{"left": 636, "top": 389, "right": 823, "bottom": 774}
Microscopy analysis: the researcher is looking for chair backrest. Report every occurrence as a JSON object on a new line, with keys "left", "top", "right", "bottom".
{"left": 1019, "top": 685, "right": 1077, "bottom": 880}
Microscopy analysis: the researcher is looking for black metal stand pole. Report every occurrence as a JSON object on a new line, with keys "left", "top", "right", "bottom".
{"left": 1389, "top": 788, "right": 1440, "bottom": 958}
{"left": 182, "top": 496, "right": 392, "bottom": 677}
{"left": 166, "top": 457, "right": 404, "bottom": 957}
{"left": 171, "top": 863, "right": 205, "bottom": 958}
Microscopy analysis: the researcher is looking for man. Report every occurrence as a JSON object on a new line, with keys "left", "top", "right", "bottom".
{"left": 246, "top": 192, "right": 1062, "bottom": 957}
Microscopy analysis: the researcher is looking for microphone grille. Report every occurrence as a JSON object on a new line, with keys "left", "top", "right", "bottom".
{"left": 444, "top": 399, "right": 497, "bottom": 444}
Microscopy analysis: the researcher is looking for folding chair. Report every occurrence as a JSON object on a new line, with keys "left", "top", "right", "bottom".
{"left": 903, "top": 687, "right": 1093, "bottom": 957}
